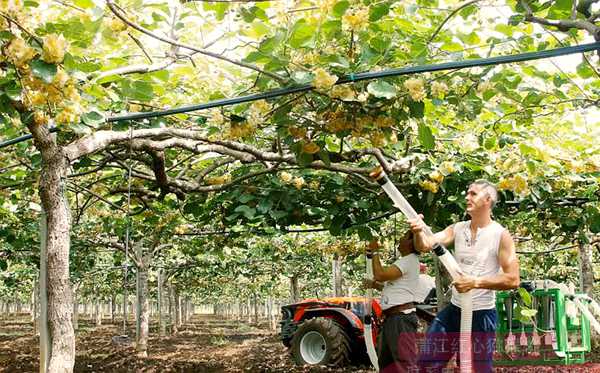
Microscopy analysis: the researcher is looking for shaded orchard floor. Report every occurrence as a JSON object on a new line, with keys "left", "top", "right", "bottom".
{"left": 0, "top": 313, "right": 599, "bottom": 372}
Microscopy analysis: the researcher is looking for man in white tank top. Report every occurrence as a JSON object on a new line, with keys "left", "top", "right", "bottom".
{"left": 409, "top": 180, "right": 520, "bottom": 373}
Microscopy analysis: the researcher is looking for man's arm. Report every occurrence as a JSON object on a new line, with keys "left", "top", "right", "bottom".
{"left": 453, "top": 230, "right": 520, "bottom": 292}
{"left": 409, "top": 216, "right": 455, "bottom": 253}
{"left": 372, "top": 253, "right": 403, "bottom": 282}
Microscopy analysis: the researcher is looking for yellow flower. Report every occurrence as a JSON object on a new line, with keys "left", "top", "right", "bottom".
{"left": 107, "top": 17, "right": 127, "bottom": 32}
{"left": 440, "top": 161, "right": 456, "bottom": 175}
{"left": 208, "top": 110, "right": 225, "bottom": 125}
{"left": 42, "top": 34, "right": 67, "bottom": 64}
{"left": 419, "top": 180, "right": 439, "bottom": 193}
{"left": 343, "top": 7, "right": 369, "bottom": 32}
{"left": 336, "top": 195, "right": 345, "bottom": 203}
{"left": 477, "top": 81, "right": 494, "bottom": 94}
{"left": 375, "top": 116, "right": 394, "bottom": 128}
{"left": 370, "top": 131, "right": 386, "bottom": 147}
{"left": 429, "top": 170, "right": 444, "bottom": 184}
{"left": 207, "top": 174, "right": 232, "bottom": 185}
{"left": 33, "top": 111, "right": 49, "bottom": 126}
{"left": 6, "top": 38, "right": 36, "bottom": 67}
{"left": 330, "top": 85, "right": 356, "bottom": 101}
{"left": 279, "top": 171, "right": 293, "bottom": 183}
{"left": 288, "top": 126, "right": 307, "bottom": 139}
{"left": 55, "top": 107, "right": 80, "bottom": 125}
{"left": 431, "top": 81, "right": 448, "bottom": 98}
{"left": 319, "top": 0, "right": 336, "bottom": 13}
{"left": 174, "top": 225, "right": 188, "bottom": 235}
{"left": 404, "top": 78, "right": 426, "bottom": 102}
{"left": 293, "top": 177, "right": 305, "bottom": 190}
{"left": 309, "top": 180, "right": 320, "bottom": 190}
{"left": 302, "top": 141, "right": 320, "bottom": 154}
{"left": 312, "top": 68, "right": 338, "bottom": 91}
{"left": 52, "top": 68, "right": 70, "bottom": 87}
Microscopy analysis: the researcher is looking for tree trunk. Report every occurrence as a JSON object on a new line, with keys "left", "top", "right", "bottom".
{"left": 175, "top": 288, "right": 182, "bottom": 329}
{"left": 578, "top": 238, "right": 595, "bottom": 296}
{"left": 32, "top": 280, "right": 39, "bottom": 335}
{"left": 110, "top": 295, "right": 116, "bottom": 324}
{"left": 72, "top": 289, "right": 78, "bottom": 331}
{"left": 36, "top": 145, "right": 75, "bottom": 372}
{"left": 94, "top": 300, "right": 102, "bottom": 326}
{"left": 290, "top": 276, "right": 299, "bottom": 303}
{"left": 332, "top": 254, "right": 343, "bottom": 296}
{"left": 158, "top": 269, "right": 166, "bottom": 337}
{"left": 136, "top": 260, "right": 149, "bottom": 357}
{"left": 433, "top": 256, "right": 451, "bottom": 308}
{"left": 252, "top": 293, "right": 259, "bottom": 325}
{"left": 169, "top": 283, "right": 178, "bottom": 334}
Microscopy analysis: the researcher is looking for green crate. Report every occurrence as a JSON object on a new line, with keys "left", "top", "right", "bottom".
{"left": 494, "top": 287, "right": 591, "bottom": 366}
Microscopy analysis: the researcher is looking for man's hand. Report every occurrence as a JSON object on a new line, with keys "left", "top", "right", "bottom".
{"left": 452, "top": 274, "right": 478, "bottom": 293}
{"left": 407, "top": 214, "right": 426, "bottom": 235}
{"left": 362, "top": 278, "right": 375, "bottom": 289}
{"left": 367, "top": 240, "right": 381, "bottom": 251}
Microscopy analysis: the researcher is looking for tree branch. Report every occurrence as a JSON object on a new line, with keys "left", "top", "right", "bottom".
{"left": 521, "top": 0, "right": 600, "bottom": 39}
{"left": 428, "top": 0, "right": 485, "bottom": 43}
{"left": 105, "top": 0, "right": 286, "bottom": 83}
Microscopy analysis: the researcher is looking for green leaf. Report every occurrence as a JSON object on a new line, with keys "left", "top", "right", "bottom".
{"left": 407, "top": 100, "right": 425, "bottom": 118}
{"left": 356, "top": 225, "right": 373, "bottom": 240}
{"left": 238, "top": 194, "right": 255, "bottom": 203}
{"left": 0, "top": 259, "right": 6, "bottom": 271}
{"left": 318, "top": 150, "right": 331, "bottom": 166}
{"left": 518, "top": 287, "right": 532, "bottom": 307}
{"left": 332, "top": 1, "right": 350, "bottom": 17}
{"left": 30, "top": 59, "right": 57, "bottom": 84}
{"left": 74, "top": 0, "right": 94, "bottom": 8}
{"left": 417, "top": 123, "right": 434, "bottom": 150}
{"left": 440, "top": 41, "right": 464, "bottom": 52}
{"left": 369, "top": 3, "right": 390, "bottom": 21}
{"left": 521, "top": 308, "right": 538, "bottom": 318}
{"left": 234, "top": 205, "right": 256, "bottom": 219}
{"left": 367, "top": 80, "right": 396, "bottom": 99}
{"left": 257, "top": 198, "right": 273, "bottom": 213}
{"left": 329, "top": 214, "right": 347, "bottom": 235}
{"left": 576, "top": 62, "right": 594, "bottom": 79}
{"left": 4, "top": 84, "right": 21, "bottom": 101}
{"left": 288, "top": 19, "right": 315, "bottom": 48}
{"left": 508, "top": 14, "right": 524, "bottom": 26}
{"left": 81, "top": 110, "right": 104, "bottom": 127}
{"left": 590, "top": 213, "right": 600, "bottom": 233}
{"left": 120, "top": 80, "right": 154, "bottom": 101}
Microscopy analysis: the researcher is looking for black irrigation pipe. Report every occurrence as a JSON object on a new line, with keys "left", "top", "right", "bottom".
{"left": 106, "top": 42, "right": 600, "bottom": 122}
{"left": 1, "top": 42, "right": 599, "bottom": 150}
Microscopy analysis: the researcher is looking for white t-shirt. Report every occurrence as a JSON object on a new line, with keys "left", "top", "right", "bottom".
{"left": 414, "top": 274, "right": 435, "bottom": 303}
{"left": 380, "top": 253, "right": 419, "bottom": 310}
{"left": 450, "top": 220, "right": 504, "bottom": 311}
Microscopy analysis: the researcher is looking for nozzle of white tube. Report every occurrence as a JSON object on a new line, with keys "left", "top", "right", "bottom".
{"left": 370, "top": 167, "right": 473, "bottom": 373}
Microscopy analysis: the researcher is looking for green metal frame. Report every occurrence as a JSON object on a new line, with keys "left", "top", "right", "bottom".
{"left": 495, "top": 288, "right": 591, "bottom": 366}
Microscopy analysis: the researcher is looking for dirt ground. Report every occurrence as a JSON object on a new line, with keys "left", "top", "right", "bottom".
{"left": 0, "top": 313, "right": 599, "bottom": 372}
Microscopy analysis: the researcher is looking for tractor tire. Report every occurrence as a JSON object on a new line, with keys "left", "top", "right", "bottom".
{"left": 290, "top": 318, "right": 351, "bottom": 366}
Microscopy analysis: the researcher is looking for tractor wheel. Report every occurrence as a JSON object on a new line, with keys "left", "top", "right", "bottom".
{"left": 290, "top": 318, "right": 351, "bottom": 366}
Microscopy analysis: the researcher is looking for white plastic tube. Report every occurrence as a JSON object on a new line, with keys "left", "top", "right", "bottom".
{"left": 364, "top": 257, "right": 379, "bottom": 371}
{"left": 573, "top": 299, "right": 600, "bottom": 334}
{"left": 372, "top": 167, "right": 473, "bottom": 373}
